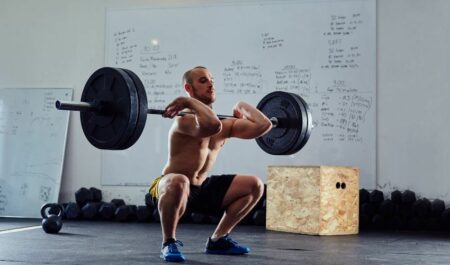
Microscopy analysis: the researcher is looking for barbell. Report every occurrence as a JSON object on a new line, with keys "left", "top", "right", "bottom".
{"left": 55, "top": 67, "right": 312, "bottom": 155}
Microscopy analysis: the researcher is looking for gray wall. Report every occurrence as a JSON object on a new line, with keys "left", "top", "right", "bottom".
{"left": 377, "top": 0, "right": 450, "bottom": 201}
{"left": 0, "top": 0, "right": 449, "bottom": 204}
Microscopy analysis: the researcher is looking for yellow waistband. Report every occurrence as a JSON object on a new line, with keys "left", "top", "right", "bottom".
{"left": 149, "top": 175, "right": 163, "bottom": 199}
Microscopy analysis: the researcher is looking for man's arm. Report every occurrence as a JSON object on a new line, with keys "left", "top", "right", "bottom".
{"left": 229, "top": 101, "right": 272, "bottom": 139}
{"left": 164, "top": 97, "right": 222, "bottom": 138}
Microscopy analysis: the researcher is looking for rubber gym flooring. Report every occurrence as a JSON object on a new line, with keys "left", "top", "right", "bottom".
{"left": 1, "top": 218, "right": 449, "bottom": 265}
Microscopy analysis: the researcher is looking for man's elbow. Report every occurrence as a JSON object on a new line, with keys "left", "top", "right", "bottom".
{"left": 201, "top": 120, "right": 222, "bottom": 137}
{"left": 210, "top": 120, "right": 223, "bottom": 135}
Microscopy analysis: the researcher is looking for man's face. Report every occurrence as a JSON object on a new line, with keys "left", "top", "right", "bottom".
{"left": 186, "top": 68, "right": 216, "bottom": 105}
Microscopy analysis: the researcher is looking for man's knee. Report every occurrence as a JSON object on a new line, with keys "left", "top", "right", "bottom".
{"left": 237, "top": 175, "right": 264, "bottom": 196}
{"left": 160, "top": 174, "right": 190, "bottom": 197}
{"left": 250, "top": 176, "right": 264, "bottom": 197}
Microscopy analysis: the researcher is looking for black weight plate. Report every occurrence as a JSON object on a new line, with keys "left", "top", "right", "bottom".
{"left": 286, "top": 93, "right": 313, "bottom": 154}
{"left": 279, "top": 93, "right": 308, "bottom": 155}
{"left": 120, "top": 68, "right": 148, "bottom": 150}
{"left": 112, "top": 68, "right": 141, "bottom": 149}
{"left": 80, "top": 67, "right": 139, "bottom": 149}
{"left": 297, "top": 94, "right": 313, "bottom": 151}
{"left": 255, "top": 91, "right": 305, "bottom": 155}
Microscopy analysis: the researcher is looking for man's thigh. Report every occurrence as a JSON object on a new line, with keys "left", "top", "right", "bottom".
{"left": 221, "top": 175, "right": 262, "bottom": 208}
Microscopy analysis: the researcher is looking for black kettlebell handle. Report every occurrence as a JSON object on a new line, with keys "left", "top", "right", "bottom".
{"left": 40, "top": 203, "right": 64, "bottom": 218}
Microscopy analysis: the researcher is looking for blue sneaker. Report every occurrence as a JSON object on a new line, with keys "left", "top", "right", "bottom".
{"left": 160, "top": 239, "right": 185, "bottom": 262}
{"left": 205, "top": 235, "right": 250, "bottom": 255}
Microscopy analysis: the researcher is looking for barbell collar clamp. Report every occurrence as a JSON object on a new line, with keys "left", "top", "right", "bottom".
{"left": 269, "top": 117, "right": 279, "bottom": 128}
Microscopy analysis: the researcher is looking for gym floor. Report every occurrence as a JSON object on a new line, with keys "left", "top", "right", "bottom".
{"left": 1, "top": 218, "right": 449, "bottom": 265}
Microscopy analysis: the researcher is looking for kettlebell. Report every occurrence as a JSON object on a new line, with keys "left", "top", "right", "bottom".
{"left": 41, "top": 203, "right": 64, "bottom": 234}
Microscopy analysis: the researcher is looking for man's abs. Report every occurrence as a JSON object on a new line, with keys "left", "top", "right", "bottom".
{"left": 162, "top": 147, "right": 217, "bottom": 185}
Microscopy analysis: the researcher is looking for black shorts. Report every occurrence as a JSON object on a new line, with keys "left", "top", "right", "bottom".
{"left": 187, "top": 174, "right": 236, "bottom": 216}
{"left": 151, "top": 174, "right": 236, "bottom": 216}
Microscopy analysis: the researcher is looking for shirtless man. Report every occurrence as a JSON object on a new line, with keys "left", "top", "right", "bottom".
{"left": 149, "top": 66, "right": 272, "bottom": 262}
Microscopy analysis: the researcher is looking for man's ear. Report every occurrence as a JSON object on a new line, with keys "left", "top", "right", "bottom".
{"left": 184, "top": 83, "right": 192, "bottom": 95}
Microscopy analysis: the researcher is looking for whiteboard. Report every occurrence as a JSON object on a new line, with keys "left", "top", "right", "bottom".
{"left": 0, "top": 88, "right": 72, "bottom": 218}
{"left": 103, "top": 0, "right": 376, "bottom": 188}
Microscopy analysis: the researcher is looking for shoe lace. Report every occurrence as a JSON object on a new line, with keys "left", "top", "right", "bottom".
{"left": 222, "top": 235, "right": 238, "bottom": 246}
{"left": 168, "top": 240, "right": 184, "bottom": 253}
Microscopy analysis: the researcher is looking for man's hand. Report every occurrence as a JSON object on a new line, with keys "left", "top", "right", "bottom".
{"left": 229, "top": 101, "right": 272, "bottom": 139}
{"left": 164, "top": 96, "right": 222, "bottom": 138}
{"left": 163, "top": 97, "right": 191, "bottom": 118}
{"left": 232, "top": 102, "right": 260, "bottom": 120}
{"left": 232, "top": 108, "right": 244, "bottom": 119}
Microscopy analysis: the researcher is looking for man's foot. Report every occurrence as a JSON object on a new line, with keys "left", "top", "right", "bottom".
{"left": 160, "top": 239, "right": 186, "bottom": 262}
{"left": 205, "top": 234, "right": 250, "bottom": 255}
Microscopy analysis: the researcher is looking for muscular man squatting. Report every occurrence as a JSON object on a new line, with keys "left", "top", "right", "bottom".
{"left": 149, "top": 66, "right": 272, "bottom": 262}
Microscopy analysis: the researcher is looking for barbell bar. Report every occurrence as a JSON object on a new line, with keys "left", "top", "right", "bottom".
{"left": 55, "top": 100, "right": 280, "bottom": 127}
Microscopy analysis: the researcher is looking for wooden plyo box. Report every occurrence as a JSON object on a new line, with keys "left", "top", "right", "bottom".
{"left": 266, "top": 166, "right": 359, "bottom": 235}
